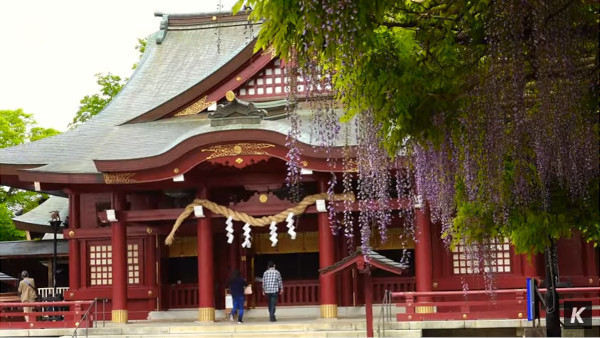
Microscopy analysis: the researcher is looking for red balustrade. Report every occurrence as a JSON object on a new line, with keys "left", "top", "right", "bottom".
{"left": 167, "top": 278, "right": 417, "bottom": 309}
{"left": 0, "top": 300, "right": 93, "bottom": 329}
{"left": 373, "top": 277, "right": 416, "bottom": 302}
{"left": 167, "top": 284, "right": 199, "bottom": 309}
{"left": 391, "top": 287, "right": 600, "bottom": 321}
{"left": 254, "top": 280, "right": 320, "bottom": 306}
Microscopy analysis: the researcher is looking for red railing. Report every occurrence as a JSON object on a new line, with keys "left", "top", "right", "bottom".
{"left": 0, "top": 300, "right": 94, "bottom": 329}
{"left": 373, "top": 277, "right": 416, "bottom": 302}
{"left": 391, "top": 287, "right": 600, "bottom": 321}
{"left": 167, "top": 284, "right": 199, "bottom": 309}
{"left": 538, "top": 287, "right": 600, "bottom": 319}
{"left": 167, "top": 278, "right": 417, "bottom": 309}
{"left": 254, "top": 280, "right": 320, "bottom": 306}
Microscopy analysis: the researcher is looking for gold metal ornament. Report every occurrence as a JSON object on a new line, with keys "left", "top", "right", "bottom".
{"left": 226, "top": 91, "right": 236, "bottom": 101}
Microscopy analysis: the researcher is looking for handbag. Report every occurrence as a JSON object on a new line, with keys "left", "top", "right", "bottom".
{"left": 244, "top": 284, "right": 253, "bottom": 295}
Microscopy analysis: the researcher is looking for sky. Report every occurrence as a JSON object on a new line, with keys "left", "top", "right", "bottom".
{"left": 0, "top": 0, "right": 238, "bottom": 131}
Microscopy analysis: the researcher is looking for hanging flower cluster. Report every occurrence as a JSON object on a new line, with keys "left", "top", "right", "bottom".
{"left": 355, "top": 110, "right": 392, "bottom": 254}
{"left": 285, "top": 59, "right": 303, "bottom": 204}
{"left": 248, "top": 0, "right": 598, "bottom": 271}
{"left": 410, "top": 0, "right": 598, "bottom": 261}
{"left": 278, "top": 0, "right": 418, "bottom": 255}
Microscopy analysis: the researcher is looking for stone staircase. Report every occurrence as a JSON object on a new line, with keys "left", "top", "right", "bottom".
{"left": 0, "top": 306, "right": 422, "bottom": 337}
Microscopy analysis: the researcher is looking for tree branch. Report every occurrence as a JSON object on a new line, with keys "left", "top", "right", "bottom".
{"left": 381, "top": 21, "right": 418, "bottom": 28}
{"left": 544, "top": 0, "right": 576, "bottom": 26}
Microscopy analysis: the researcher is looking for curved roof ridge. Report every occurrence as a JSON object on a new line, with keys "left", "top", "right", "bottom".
{"left": 154, "top": 10, "right": 258, "bottom": 30}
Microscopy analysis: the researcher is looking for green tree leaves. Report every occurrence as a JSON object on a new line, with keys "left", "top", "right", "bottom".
{"left": 236, "top": 0, "right": 599, "bottom": 253}
{"left": 0, "top": 109, "right": 59, "bottom": 241}
{"left": 69, "top": 73, "right": 124, "bottom": 129}
{"left": 68, "top": 37, "right": 146, "bottom": 128}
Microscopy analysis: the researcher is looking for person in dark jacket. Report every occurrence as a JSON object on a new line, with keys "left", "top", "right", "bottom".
{"left": 227, "top": 269, "right": 247, "bottom": 323}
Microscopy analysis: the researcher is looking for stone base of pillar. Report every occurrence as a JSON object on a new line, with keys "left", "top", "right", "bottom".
{"left": 415, "top": 305, "right": 435, "bottom": 314}
{"left": 198, "top": 307, "right": 215, "bottom": 322}
{"left": 320, "top": 304, "right": 338, "bottom": 318}
{"left": 111, "top": 309, "right": 128, "bottom": 323}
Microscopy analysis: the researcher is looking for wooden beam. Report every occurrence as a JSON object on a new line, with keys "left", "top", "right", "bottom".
{"left": 98, "top": 205, "right": 321, "bottom": 223}
{"left": 96, "top": 198, "right": 412, "bottom": 223}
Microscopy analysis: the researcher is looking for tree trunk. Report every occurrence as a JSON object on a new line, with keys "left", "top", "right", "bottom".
{"left": 545, "top": 242, "right": 561, "bottom": 337}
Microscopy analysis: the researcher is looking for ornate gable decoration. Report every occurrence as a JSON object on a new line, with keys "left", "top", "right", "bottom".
{"left": 208, "top": 98, "right": 267, "bottom": 127}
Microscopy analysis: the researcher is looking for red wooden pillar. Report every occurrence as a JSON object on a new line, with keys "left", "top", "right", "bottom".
{"left": 197, "top": 187, "right": 214, "bottom": 322}
{"left": 414, "top": 203, "right": 433, "bottom": 312}
{"left": 111, "top": 192, "right": 128, "bottom": 323}
{"left": 318, "top": 180, "right": 337, "bottom": 318}
{"left": 67, "top": 192, "right": 80, "bottom": 291}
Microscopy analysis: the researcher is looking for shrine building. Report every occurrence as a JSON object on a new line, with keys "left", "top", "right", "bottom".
{"left": 0, "top": 11, "right": 597, "bottom": 324}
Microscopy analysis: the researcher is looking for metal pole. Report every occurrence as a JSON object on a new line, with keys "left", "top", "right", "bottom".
{"left": 53, "top": 223, "right": 58, "bottom": 295}
{"left": 50, "top": 220, "right": 61, "bottom": 297}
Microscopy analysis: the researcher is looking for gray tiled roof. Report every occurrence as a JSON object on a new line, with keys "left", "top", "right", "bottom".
{"left": 319, "top": 248, "right": 408, "bottom": 275}
{"left": 0, "top": 14, "right": 357, "bottom": 175}
{"left": 0, "top": 240, "right": 68, "bottom": 258}
{"left": 12, "top": 196, "right": 69, "bottom": 233}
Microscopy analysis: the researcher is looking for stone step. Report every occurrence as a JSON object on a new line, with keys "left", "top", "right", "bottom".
{"left": 2, "top": 321, "right": 421, "bottom": 338}
{"left": 60, "top": 330, "right": 421, "bottom": 338}
{"left": 148, "top": 305, "right": 400, "bottom": 321}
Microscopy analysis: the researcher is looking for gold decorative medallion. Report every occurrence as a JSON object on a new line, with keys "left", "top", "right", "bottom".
{"left": 173, "top": 168, "right": 180, "bottom": 174}
{"left": 261, "top": 45, "right": 277, "bottom": 59}
{"left": 225, "top": 90, "right": 236, "bottom": 101}
{"left": 148, "top": 290, "right": 154, "bottom": 296}
{"left": 301, "top": 161, "right": 309, "bottom": 167}
{"left": 432, "top": 282, "right": 438, "bottom": 288}
{"left": 212, "top": 16, "right": 217, "bottom": 21}
{"left": 103, "top": 173, "right": 137, "bottom": 184}
{"left": 259, "top": 194, "right": 268, "bottom": 203}
{"left": 202, "top": 143, "right": 275, "bottom": 160}
{"left": 236, "top": 76, "right": 242, "bottom": 82}
{"left": 69, "top": 231, "right": 75, "bottom": 237}
{"left": 174, "top": 96, "right": 215, "bottom": 116}
{"left": 345, "top": 159, "right": 359, "bottom": 173}
{"left": 462, "top": 314, "right": 468, "bottom": 319}
{"left": 235, "top": 158, "right": 244, "bottom": 164}
{"left": 146, "top": 227, "right": 153, "bottom": 234}
{"left": 518, "top": 312, "right": 523, "bottom": 318}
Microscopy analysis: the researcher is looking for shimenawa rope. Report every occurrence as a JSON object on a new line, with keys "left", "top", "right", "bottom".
{"left": 165, "top": 192, "right": 355, "bottom": 245}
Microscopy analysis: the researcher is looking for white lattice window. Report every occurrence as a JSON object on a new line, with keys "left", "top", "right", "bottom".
{"left": 236, "top": 58, "right": 331, "bottom": 100}
{"left": 89, "top": 242, "right": 141, "bottom": 286}
{"left": 127, "top": 244, "right": 140, "bottom": 284}
{"left": 452, "top": 238, "right": 512, "bottom": 274}
{"left": 90, "top": 245, "right": 113, "bottom": 286}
